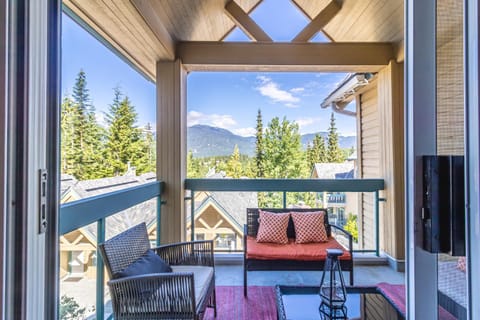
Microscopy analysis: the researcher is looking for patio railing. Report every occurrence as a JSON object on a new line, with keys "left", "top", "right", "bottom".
{"left": 185, "top": 178, "right": 385, "bottom": 255}
{"left": 59, "top": 180, "right": 164, "bottom": 320}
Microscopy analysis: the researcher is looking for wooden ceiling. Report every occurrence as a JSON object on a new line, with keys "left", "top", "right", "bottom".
{"left": 63, "top": 0, "right": 405, "bottom": 80}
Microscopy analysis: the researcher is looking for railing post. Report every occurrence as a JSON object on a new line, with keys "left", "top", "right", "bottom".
{"left": 156, "top": 196, "right": 161, "bottom": 247}
{"left": 190, "top": 190, "right": 195, "bottom": 241}
{"left": 374, "top": 191, "right": 380, "bottom": 257}
{"left": 282, "top": 191, "right": 287, "bottom": 208}
{"left": 96, "top": 218, "right": 106, "bottom": 320}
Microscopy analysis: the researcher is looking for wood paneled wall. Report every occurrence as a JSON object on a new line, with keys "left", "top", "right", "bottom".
{"left": 358, "top": 80, "right": 380, "bottom": 251}
{"left": 378, "top": 61, "right": 405, "bottom": 262}
{"left": 357, "top": 61, "right": 405, "bottom": 264}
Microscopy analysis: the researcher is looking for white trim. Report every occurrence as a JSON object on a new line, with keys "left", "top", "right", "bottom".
{"left": 26, "top": 0, "right": 48, "bottom": 318}
{"left": 465, "top": 0, "right": 480, "bottom": 318}
{"left": 0, "top": 1, "right": 7, "bottom": 319}
{"left": 405, "top": 0, "right": 438, "bottom": 319}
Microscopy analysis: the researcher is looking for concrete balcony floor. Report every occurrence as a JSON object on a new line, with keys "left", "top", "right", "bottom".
{"left": 215, "top": 263, "right": 404, "bottom": 287}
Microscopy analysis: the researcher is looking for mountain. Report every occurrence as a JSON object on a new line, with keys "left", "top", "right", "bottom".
{"left": 187, "top": 125, "right": 356, "bottom": 158}
{"left": 188, "top": 125, "right": 256, "bottom": 158}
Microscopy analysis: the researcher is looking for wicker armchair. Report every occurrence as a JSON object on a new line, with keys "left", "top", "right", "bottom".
{"left": 99, "top": 223, "right": 217, "bottom": 320}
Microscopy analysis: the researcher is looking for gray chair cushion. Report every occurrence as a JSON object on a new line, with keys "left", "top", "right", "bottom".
{"left": 171, "top": 265, "right": 214, "bottom": 308}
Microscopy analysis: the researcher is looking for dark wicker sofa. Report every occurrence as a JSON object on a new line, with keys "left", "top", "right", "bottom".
{"left": 243, "top": 208, "right": 354, "bottom": 296}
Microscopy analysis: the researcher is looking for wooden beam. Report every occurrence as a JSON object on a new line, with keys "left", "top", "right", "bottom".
{"left": 224, "top": 1, "right": 272, "bottom": 42}
{"left": 131, "top": 0, "right": 175, "bottom": 59}
{"left": 292, "top": 1, "right": 341, "bottom": 43}
{"left": 177, "top": 42, "right": 394, "bottom": 72}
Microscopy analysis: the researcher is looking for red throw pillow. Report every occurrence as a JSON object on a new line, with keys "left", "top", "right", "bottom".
{"left": 291, "top": 211, "right": 328, "bottom": 243}
{"left": 256, "top": 210, "right": 290, "bottom": 244}
{"left": 457, "top": 256, "right": 466, "bottom": 272}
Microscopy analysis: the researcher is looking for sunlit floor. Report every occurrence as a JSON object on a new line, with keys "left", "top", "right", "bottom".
{"left": 215, "top": 264, "right": 405, "bottom": 287}
{"left": 60, "top": 259, "right": 405, "bottom": 319}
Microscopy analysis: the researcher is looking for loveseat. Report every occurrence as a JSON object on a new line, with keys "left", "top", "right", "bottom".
{"left": 243, "top": 208, "right": 353, "bottom": 296}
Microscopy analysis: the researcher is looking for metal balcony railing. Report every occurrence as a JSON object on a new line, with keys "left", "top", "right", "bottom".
{"left": 185, "top": 178, "right": 385, "bottom": 255}
{"left": 59, "top": 181, "right": 164, "bottom": 320}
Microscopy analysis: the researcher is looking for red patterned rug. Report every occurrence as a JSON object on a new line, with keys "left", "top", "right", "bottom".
{"left": 377, "top": 282, "right": 457, "bottom": 320}
{"left": 203, "top": 286, "right": 277, "bottom": 320}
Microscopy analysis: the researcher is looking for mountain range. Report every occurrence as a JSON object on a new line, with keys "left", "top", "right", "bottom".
{"left": 187, "top": 125, "right": 356, "bottom": 158}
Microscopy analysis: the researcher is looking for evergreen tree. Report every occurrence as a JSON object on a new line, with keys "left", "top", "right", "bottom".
{"left": 70, "top": 70, "right": 104, "bottom": 179}
{"left": 254, "top": 109, "right": 265, "bottom": 177}
{"left": 134, "top": 123, "right": 156, "bottom": 174}
{"left": 326, "top": 113, "right": 345, "bottom": 162}
{"left": 104, "top": 88, "right": 144, "bottom": 176}
{"left": 226, "top": 145, "right": 242, "bottom": 178}
{"left": 306, "top": 133, "right": 327, "bottom": 170}
{"left": 186, "top": 150, "right": 198, "bottom": 178}
{"left": 60, "top": 96, "right": 77, "bottom": 175}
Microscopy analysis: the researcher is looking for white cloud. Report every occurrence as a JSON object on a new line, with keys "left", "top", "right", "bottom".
{"left": 290, "top": 87, "right": 305, "bottom": 93}
{"left": 187, "top": 110, "right": 237, "bottom": 128}
{"left": 294, "top": 117, "right": 324, "bottom": 133}
{"left": 256, "top": 76, "right": 300, "bottom": 107}
{"left": 232, "top": 127, "right": 256, "bottom": 137}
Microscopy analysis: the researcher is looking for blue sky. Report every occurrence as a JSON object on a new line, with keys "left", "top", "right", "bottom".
{"left": 61, "top": 0, "right": 356, "bottom": 136}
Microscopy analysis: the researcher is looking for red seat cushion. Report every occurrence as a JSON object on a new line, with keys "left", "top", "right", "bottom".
{"left": 246, "top": 236, "right": 351, "bottom": 261}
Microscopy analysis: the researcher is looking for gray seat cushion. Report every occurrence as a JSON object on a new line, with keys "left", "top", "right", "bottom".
{"left": 171, "top": 265, "right": 214, "bottom": 309}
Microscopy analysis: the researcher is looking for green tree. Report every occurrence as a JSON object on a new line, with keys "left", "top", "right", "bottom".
{"left": 306, "top": 133, "right": 327, "bottom": 170}
{"left": 326, "top": 113, "right": 345, "bottom": 162}
{"left": 259, "top": 117, "right": 307, "bottom": 207}
{"left": 226, "top": 145, "right": 242, "bottom": 178}
{"left": 60, "top": 96, "right": 77, "bottom": 175}
{"left": 255, "top": 109, "right": 265, "bottom": 177}
{"left": 104, "top": 88, "right": 145, "bottom": 176}
{"left": 263, "top": 117, "right": 305, "bottom": 178}
{"left": 344, "top": 214, "right": 358, "bottom": 242}
{"left": 134, "top": 122, "right": 156, "bottom": 174}
{"left": 59, "top": 295, "right": 87, "bottom": 320}
{"left": 67, "top": 70, "right": 104, "bottom": 179}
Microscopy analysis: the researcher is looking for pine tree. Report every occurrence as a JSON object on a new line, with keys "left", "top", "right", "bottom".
{"left": 70, "top": 70, "right": 104, "bottom": 179}
{"left": 306, "top": 133, "right": 327, "bottom": 170}
{"left": 104, "top": 88, "right": 144, "bottom": 176}
{"left": 60, "top": 96, "right": 77, "bottom": 175}
{"left": 254, "top": 109, "right": 265, "bottom": 177}
{"left": 134, "top": 123, "right": 156, "bottom": 174}
{"left": 226, "top": 145, "right": 242, "bottom": 178}
{"left": 326, "top": 113, "right": 345, "bottom": 162}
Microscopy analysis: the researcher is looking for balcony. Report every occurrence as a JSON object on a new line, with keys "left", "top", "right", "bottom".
{"left": 59, "top": 177, "right": 399, "bottom": 319}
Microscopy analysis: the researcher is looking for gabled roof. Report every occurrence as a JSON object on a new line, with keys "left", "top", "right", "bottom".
{"left": 311, "top": 162, "right": 355, "bottom": 179}
{"left": 61, "top": 173, "right": 158, "bottom": 240}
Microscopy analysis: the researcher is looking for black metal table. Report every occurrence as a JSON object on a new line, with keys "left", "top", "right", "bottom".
{"left": 275, "top": 286, "right": 405, "bottom": 320}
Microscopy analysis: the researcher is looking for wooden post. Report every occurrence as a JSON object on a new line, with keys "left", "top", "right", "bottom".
{"left": 156, "top": 59, "right": 187, "bottom": 243}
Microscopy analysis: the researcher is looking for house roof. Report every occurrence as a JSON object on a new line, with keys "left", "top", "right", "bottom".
{"left": 61, "top": 172, "right": 158, "bottom": 240}
{"left": 311, "top": 162, "right": 355, "bottom": 179}
{"left": 62, "top": 0, "right": 404, "bottom": 80}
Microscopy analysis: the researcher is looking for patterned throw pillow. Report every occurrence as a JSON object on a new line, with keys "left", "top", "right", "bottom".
{"left": 256, "top": 210, "right": 290, "bottom": 244}
{"left": 291, "top": 211, "right": 328, "bottom": 243}
{"left": 457, "top": 256, "right": 466, "bottom": 272}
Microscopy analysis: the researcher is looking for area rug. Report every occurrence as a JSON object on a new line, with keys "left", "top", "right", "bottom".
{"left": 203, "top": 286, "right": 277, "bottom": 320}
{"left": 377, "top": 282, "right": 457, "bottom": 320}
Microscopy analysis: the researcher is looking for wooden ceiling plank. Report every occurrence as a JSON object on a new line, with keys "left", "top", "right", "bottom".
{"left": 224, "top": 0, "right": 272, "bottom": 42}
{"left": 178, "top": 41, "right": 394, "bottom": 71}
{"left": 131, "top": 0, "right": 175, "bottom": 60}
{"left": 292, "top": 0, "right": 341, "bottom": 43}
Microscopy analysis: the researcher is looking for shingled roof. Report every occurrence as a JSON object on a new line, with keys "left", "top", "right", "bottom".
{"left": 311, "top": 162, "right": 355, "bottom": 179}
{"left": 61, "top": 172, "right": 158, "bottom": 240}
